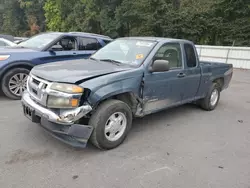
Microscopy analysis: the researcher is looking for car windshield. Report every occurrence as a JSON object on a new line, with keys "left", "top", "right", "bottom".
{"left": 91, "top": 39, "right": 157, "bottom": 66}
{"left": 17, "top": 33, "right": 61, "bottom": 49}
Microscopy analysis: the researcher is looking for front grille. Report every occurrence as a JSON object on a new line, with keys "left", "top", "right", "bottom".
{"left": 27, "top": 74, "right": 51, "bottom": 106}
{"left": 32, "top": 88, "right": 37, "bottom": 95}
{"left": 32, "top": 78, "right": 40, "bottom": 85}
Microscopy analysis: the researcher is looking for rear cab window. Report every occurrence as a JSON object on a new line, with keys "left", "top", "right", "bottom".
{"left": 184, "top": 43, "right": 197, "bottom": 68}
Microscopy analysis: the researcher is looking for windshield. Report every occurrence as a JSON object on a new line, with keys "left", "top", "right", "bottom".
{"left": 91, "top": 39, "right": 157, "bottom": 66}
{"left": 17, "top": 33, "right": 61, "bottom": 49}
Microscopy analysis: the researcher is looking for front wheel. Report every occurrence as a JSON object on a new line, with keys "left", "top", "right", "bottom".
{"left": 89, "top": 99, "right": 132, "bottom": 150}
{"left": 200, "top": 83, "right": 221, "bottom": 111}
{"left": 1, "top": 68, "right": 30, "bottom": 100}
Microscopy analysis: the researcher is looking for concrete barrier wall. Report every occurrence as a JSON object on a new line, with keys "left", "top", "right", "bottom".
{"left": 195, "top": 45, "right": 250, "bottom": 69}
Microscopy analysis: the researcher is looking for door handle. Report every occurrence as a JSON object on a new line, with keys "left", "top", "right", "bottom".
{"left": 73, "top": 52, "right": 78, "bottom": 55}
{"left": 177, "top": 72, "right": 186, "bottom": 78}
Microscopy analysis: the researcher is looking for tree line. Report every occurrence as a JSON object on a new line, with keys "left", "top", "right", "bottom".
{"left": 0, "top": 0, "right": 249, "bottom": 46}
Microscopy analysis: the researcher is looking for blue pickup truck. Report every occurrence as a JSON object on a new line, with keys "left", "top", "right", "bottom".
{"left": 0, "top": 32, "right": 112, "bottom": 99}
{"left": 21, "top": 37, "right": 233, "bottom": 150}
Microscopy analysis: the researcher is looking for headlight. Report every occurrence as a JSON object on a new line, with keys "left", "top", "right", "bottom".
{"left": 50, "top": 83, "right": 84, "bottom": 93}
{"left": 47, "top": 95, "right": 80, "bottom": 108}
{"left": 0, "top": 55, "right": 10, "bottom": 61}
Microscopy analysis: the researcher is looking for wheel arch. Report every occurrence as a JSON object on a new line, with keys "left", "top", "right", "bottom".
{"left": 0, "top": 61, "right": 34, "bottom": 81}
{"left": 92, "top": 91, "right": 141, "bottom": 115}
{"left": 212, "top": 77, "right": 224, "bottom": 91}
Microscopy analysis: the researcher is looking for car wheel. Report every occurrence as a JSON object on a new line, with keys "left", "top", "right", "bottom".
{"left": 1, "top": 68, "right": 30, "bottom": 100}
{"left": 200, "top": 83, "right": 221, "bottom": 111}
{"left": 89, "top": 99, "right": 132, "bottom": 150}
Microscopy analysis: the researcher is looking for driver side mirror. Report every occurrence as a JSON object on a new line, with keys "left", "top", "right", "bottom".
{"left": 149, "top": 59, "right": 170, "bottom": 72}
{"left": 49, "top": 44, "right": 63, "bottom": 52}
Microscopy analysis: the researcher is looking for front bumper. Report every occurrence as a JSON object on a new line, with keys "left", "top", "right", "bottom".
{"left": 21, "top": 91, "right": 93, "bottom": 148}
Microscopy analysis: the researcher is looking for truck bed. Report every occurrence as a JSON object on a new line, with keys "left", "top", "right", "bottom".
{"left": 200, "top": 60, "right": 233, "bottom": 91}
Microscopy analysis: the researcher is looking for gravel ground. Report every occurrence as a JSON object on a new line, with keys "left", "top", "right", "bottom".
{"left": 0, "top": 69, "right": 250, "bottom": 188}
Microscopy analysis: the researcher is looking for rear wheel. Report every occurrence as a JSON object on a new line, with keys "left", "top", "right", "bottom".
{"left": 89, "top": 99, "right": 132, "bottom": 150}
{"left": 1, "top": 68, "right": 30, "bottom": 100}
{"left": 200, "top": 83, "right": 220, "bottom": 111}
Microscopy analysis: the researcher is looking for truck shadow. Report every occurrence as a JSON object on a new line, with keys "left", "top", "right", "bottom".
{"left": 129, "top": 104, "right": 200, "bottom": 136}
{"left": 0, "top": 92, "right": 6, "bottom": 101}
{"left": 2, "top": 93, "right": 203, "bottom": 157}
{"left": 73, "top": 103, "right": 202, "bottom": 154}
{"left": 133, "top": 104, "right": 199, "bottom": 126}
{"left": 2, "top": 102, "right": 208, "bottom": 165}
{"left": 0, "top": 93, "right": 11, "bottom": 101}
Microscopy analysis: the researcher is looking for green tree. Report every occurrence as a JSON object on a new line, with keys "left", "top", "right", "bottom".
{"left": 115, "top": 0, "right": 172, "bottom": 37}
{"left": 0, "top": 0, "right": 26, "bottom": 36}
{"left": 44, "top": 0, "right": 86, "bottom": 32}
{"left": 19, "top": 0, "right": 46, "bottom": 36}
{"left": 211, "top": 0, "right": 250, "bottom": 46}
{"left": 44, "top": 0, "right": 64, "bottom": 31}
{"left": 0, "top": 0, "right": 249, "bottom": 46}
{"left": 99, "top": 0, "right": 124, "bottom": 37}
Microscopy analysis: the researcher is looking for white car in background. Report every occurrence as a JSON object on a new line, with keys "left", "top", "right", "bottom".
{"left": 0, "top": 38, "right": 17, "bottom": 47}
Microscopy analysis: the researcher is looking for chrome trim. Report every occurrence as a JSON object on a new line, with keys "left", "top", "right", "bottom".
{"left": 27, "top": 74, "right": 83, "bottom": 108}
{"left": 22, "top": 91, "right": 92, "bottom": 125}
{"left": 30, "top": 73, "right": 51, "bottom": 85}
{"left": 27, "top": 74, "right": 51, "bottom": 106}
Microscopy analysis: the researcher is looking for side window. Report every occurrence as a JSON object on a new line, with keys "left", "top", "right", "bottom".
{"left": 79, "top": 37, "right": 101, "bottom": 50}
{"left": 55, "top": 37, "right": 77, "bottom": 51}
{"left": 154, "top": 43, "right": 182, "bottom": 69}
{"left": 184, "top": 43, "right": 197, "bottom": 68}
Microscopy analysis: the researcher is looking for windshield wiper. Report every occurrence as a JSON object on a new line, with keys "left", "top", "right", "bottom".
{"left": 89, "top": 57, "right": 98, "bottom": 61}
{"left": 99, "top": 59, "right": 123, "bottom": 66}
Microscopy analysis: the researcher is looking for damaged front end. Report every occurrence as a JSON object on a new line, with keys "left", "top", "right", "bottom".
{"left": 21, "top": 74, "right": 94, "bottom": 148}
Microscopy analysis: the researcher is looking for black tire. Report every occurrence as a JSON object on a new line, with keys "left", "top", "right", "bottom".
{"left": 200, "top": 83, "right": 221, "bottom": 111}
{"left": 89, "top": 99, "right": 132, "bottom": 150}
{"left": 1, "top": 68, "right": 30, "bottom": 100}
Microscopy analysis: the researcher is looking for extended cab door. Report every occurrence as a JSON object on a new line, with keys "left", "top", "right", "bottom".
{"left": 142, "top": 42, "right": 186, "bottom": 114}
{"left": 181, "top": 43, "right": 202, "bottom": 102}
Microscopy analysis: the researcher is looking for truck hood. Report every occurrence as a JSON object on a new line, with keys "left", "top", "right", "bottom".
{"left": 31, "top": 59, "right": 133, "bottom": 83}
{"left": 0, "top": 46, "right": 38, "bottom": 53}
